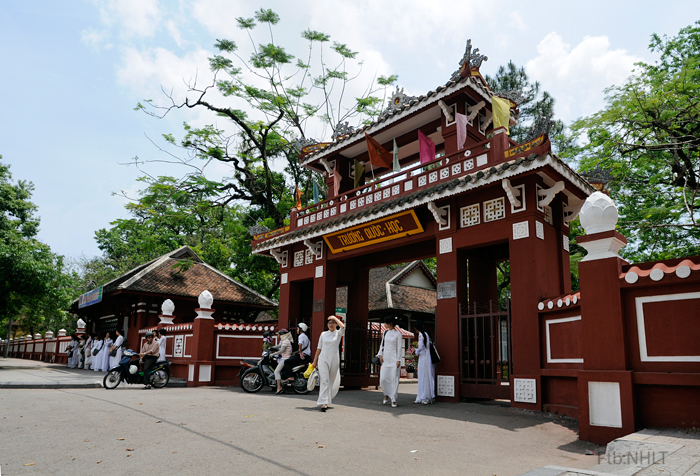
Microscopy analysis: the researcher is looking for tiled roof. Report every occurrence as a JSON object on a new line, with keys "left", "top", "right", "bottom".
{"left": 370, "top": 323, "right": 415, "bottom": 339}
{"left": 622, "top": 256, "right": 700, "bottom": 285}
{"left": 336, "top": 261, "right": 436, "bottom": 315}
{"left": 302, "top": 74, "right": 491, "bottom": 165}
{"left": 538, "top": 292, "right": 580, "bottom": 311}
{"left": 102, "top": 246, "right": 276, "bottom": 308}
{"left": 255, "top": 152, "right": 593, "bottom": 254}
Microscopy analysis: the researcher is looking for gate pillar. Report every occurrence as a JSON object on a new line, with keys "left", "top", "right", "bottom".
{"left": 576, "top": 193, "right": 636, "bottom": 444}
{"left": 311, "top": 261, "right": 337, "bottom": 352}
{"left": 435, "top": 236, "right": 467, "bottom": 403}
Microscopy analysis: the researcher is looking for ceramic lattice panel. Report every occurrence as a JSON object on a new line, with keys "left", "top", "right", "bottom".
{"left": 315, "top": 265, "right": 324, "bottom": 278}
{"left": 383, "top": 189, "right": 390, "bottom": 199}
{"left": 366, "top": 194, "right": 373, "bottom": 204}
{"left": 316, "top": 212, "right": 322, "bottom": 221}
{"left": 418, "top": 175, "right": 427, "bottom": 187}
{"left": 440, "top": 168, "right": 450, "bottom": 180}
{"left": 341, "top": 203, "right": 347, "bottom": 213}
{"left": 350, "top": 200, "right": 356, "bottom": 210}
{"left": 392, "top": 185, "right": 400, "bottom": 196}
{"left": 464, "top": 159, "right": 474, "bottom": 171}
{"left": 563, "top": 235, "right": 570, "bottom": 252}
{"left": 294, "top": 251, "right": 305, "bottom": 267}
{"left": 460, "top": 204, "right": 480, "bottom": 228}
{"left": 310, "top": 214, "right": 316, "bottom": 223}
{"left": 297, "top": 219, "right": 303, "bottom": 227}
{"left": 544, "top": 206, "right": 553, "bottom": 225}
{"left": 536, "top": 220, "right": 544, "bottom": 240}
{"left": 484, "top": 198, "right": 506, "bottom": 222}
{"left": 281, "top": 273, "right": 288, "bottom": 285}
{"left": 437, "top": 375, "right": 455, "bottom": 397}
{"left": 405, "top": 181, "right": 413, "bottom": 191}
{"left": 330, "top": 207, "right": 337, "bottom": 216}
{"left": 358, "top": 197, "right": 365, "bottom": 207}
{"left": 439, "top": 237, "right": 452, "bottom": 254}
{"left": 513, "top": 221, "right": 529, "bottom": 240}
{"left": 323, "top": 209, "right": 329, "bottom": 218}
{"left": 305, "top": 249, "right": 314, "bottom": 265}
{"left": 452, "top": 163, "right": 462, "bottom": 175}
{"left": 303, "top": 216, "right": 309, "bottom": 225}
{"left": 514, "top": 378, "right": 536, "bottom": 403}
{"left": 375, "top": 192, "right": 381, "bottom": 202}
{"left": 429, "top": 171, "right": 438, "bottom": 183}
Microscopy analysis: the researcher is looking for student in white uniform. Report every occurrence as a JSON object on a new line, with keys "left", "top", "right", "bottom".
{"left": 92, "top": 335, "right": 104, "bottom": 372}
{"left": 97, "top": 332, "right": 112, "bottom": 372}
{"left": 110, "top": 329, "right": 124, "bottom": 368}
{"left": 377, "top": 315, "right": 402, "bottom": 408}
{"left": 67, "top": 334, "right": 80, "bottom": 368}
{"left": 413, "top": 321, "right": 435, "bottom": 404}
{"left": 312, "top": 316, "right": 345, "bottom": 412}
{"left": 84, "top": 333, "right": 93, "bottom": 370}
{"left": 157, "top": 329, "right": 167, "bottom": 361}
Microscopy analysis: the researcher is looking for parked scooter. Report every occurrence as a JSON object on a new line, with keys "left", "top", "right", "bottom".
{"left": 103, "top": 349, "right": 171, "bottom": 389}
{"left": 239, "top": 350, "right": 310, "bottom": 394}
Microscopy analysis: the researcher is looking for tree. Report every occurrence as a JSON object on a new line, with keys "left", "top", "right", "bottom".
{"left": 0, "top": 156, "right": 73, "bottom": 356}
{"left": 136, "top": 8, "right": 397, "bottom": 229}
{"left": 484, "top": 61, "right": 566, "bottom": 150}
{"left": 96, "top": 175, "right": 281, "bottom": 298}
{"left": 567, "top": 23, "right": 700, "bottom": 261}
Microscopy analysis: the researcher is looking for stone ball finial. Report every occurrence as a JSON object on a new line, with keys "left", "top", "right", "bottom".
{"left": 76, "top": 318, "right": 86, "bottom": 328}
{"left": 579, "top": 191, "right": 618, "bottom": 234}
{"left": 198, "top": 290, "right": 214, "bottom": 309}
{"left": 161, "top": 299, "right": 175, "bottom": 316}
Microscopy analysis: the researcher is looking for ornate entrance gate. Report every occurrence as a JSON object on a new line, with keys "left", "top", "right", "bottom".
{"left": 459, "top": 300, "right": 512, "bottom": 399}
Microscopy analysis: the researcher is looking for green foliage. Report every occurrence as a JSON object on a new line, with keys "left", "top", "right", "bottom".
{"left": 484, "top": 61, "right": 565, "bottom": 150}
{"left": 0, "top": 156, "right": 74, "bottom": 347}
{"left": 568, "top": 22, "right": 700, "bottom": 262}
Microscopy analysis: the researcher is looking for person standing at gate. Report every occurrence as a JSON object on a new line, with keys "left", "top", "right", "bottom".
{"left": 413, "top": 321, "right": 435, "bottom": 404}
{"left": 67, "top": 334, "right": 80, "bottom": 368}
{"left": 83, "top": 333, "right": 93, "bottom": 370}
{"left": 377, "top": 315, "right": 402, "bottom": 408}
{"left": 92, "top": 334, "right": 104, "bottom": 372}
{"left": 312, "top": 316, "right": 345, "bottom": 412}
{"left": 97, "top": 332, "right": 112, "bottom": 372}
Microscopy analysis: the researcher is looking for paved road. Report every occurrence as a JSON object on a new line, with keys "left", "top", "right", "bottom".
{"left": 0, "top": 358, "right": 105, "bottom": 388}
{"left": 1, "top": 358, "right": 604, "bottom": 475}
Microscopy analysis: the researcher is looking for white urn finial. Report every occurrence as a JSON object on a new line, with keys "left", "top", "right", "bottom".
{"left": 76, "top": 318, "right": 86, "bottom": 329}
{"left": 35, "top": 333, "right": 41, "bottom": 339}
{"left": 58, "top": 329, "right": 67, "bottom": 337}
{"left": 579, "top": 191, "right": 618, "bottom": 234}
{"left": 161, "top": 299, "right": 175, "bottom": 316}
{"left": 45, "top": 330, "right": 54, "bottom": 338}
{"left": 198, "top": 290, "right": 214, "bottom": 309}
{"left": 26, "top": 334, "right": 32, "bottom": 340}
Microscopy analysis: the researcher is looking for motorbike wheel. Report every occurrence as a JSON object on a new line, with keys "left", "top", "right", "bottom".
{"left": 152, "top": 369, "right": 170, "bottom": 388}
{"left": 103, "top": 370, "right": 122, "bottom": 390}
{"left": 240, "top": 370, "right": 264, "bottom": 393}
{"left": 292, "top": 377, "right": 310, "bottom": 395}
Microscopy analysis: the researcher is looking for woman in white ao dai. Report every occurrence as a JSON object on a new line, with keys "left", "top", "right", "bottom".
{"left": 312, "top": 316, "right": 345, "bottom": 412}
{"left": 377, "top": 316, "right": 402, "bottom": 408}
{"left": 413, "top": 321, "right": 435, "bottom": 404}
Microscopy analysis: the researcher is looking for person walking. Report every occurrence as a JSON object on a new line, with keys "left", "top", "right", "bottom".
{"left": 109, "top": 329, "right": 124, "bottom": 368}
{"left": 139, "top": 331, "right": 160, "bottom": 389}
{"left": 271, "top": 329, "right": 293, "bottom": 395}
{"left": 413, "top": 321, "right": 435, "bottom": 404}
{"left": 377, "top": 315, "right": 402, "bottom": 408}
{"left": 283, "top": 323, "right": 311, "bottom": 382}
{"left": 311, "top": 316, "right": 345, "bottom": 412}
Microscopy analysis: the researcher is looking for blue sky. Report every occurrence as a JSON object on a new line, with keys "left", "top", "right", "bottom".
{"left": 1, "top": 1, "right": 699, "bottom": 261}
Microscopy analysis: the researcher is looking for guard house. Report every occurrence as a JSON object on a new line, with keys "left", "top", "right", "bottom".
{"left": 251, "top": 41, "right": 594, "bottom": 396}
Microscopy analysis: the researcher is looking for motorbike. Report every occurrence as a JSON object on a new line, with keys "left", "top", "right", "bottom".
{"left": 238, "top": 350, "right": 310, "bottom": 394}
{"left": 103, "top": 349, "right": 171, "bottom": 390}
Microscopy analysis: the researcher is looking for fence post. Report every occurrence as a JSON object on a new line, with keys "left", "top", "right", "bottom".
{"left": 187, "top": 291, "right": 215, "bottom": 387}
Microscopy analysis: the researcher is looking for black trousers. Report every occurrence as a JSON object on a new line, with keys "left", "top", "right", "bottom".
{"left": 142, "top": 356, "right": 158, "bottom": 385}
{"left": 282, "top": 354, "right": 309, "bottom": 380}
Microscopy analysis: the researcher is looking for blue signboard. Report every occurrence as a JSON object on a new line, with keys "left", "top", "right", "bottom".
{"left": 78, "top": 286, "right": 103, "bottom": 309}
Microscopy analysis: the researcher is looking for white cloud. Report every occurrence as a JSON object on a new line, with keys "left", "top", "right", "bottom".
{"left": 525, "top": 33, "right": 641, "bottom": 123}
{"left": 101, "top": 0, "right": 162, "bottom": 38}
{"left": 80, "top": 28, "right": 110, "bottom": 50}
{"left": 166, "top": 19, "right": 184, "bottom": 47}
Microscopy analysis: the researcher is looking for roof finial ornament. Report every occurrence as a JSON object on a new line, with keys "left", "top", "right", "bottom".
{"left": 451, "top": 39, "right": 488, "bottom": 81}
{"left": 381, "top": 85, "right": 417, "bottom": 117}
{"left": 332, "top": 121, "right": 355, "bottom": 141}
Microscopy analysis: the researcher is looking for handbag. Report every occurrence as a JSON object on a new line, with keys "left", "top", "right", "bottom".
{"left": 307, "top": 369, "right": 319, "bottom": 391}
{"left": 109, "top": 348, "right": 117, "bottom": 357}
{"left": 92, "top": 342, "right": 102, "bottom": 356}
{"left": 371, "top": 331, "right": 387, "bottom": 366}
{"left": 429, "top": 340, "right": 440, "bottom": 364}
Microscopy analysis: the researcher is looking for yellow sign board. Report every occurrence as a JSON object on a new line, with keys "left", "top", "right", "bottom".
{"left": 323, "top": 210, "right": 424, "bottom": 254}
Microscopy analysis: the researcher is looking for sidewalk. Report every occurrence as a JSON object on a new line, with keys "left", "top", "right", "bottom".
{"left": 0, "top": 357, "right": 185, "bottom": 388}
{"left": 521, "top": 428, "right": 700, "bottom": 475}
